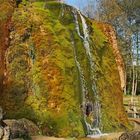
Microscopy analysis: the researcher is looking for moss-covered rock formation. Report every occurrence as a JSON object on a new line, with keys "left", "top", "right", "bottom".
{"left": 0, "top": 0, "right": 130, "bottom": 137}
{"left": 0, "top": 0, "right": 14, "bottom": 93}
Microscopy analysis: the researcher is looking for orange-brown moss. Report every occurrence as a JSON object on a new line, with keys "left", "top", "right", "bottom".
{"left": 93, "top": 21, "right": 126, "bottom": 90}
{"left": 91, "top": 21, "right": 130, "bottom": 132}
{"left": 0, "top": 0, "right": 14, "bottom": 93}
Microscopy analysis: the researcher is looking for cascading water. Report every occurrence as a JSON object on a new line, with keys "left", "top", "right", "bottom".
{"left": 71, "top": 38, "right": 97, "bottom": 136}
{"left": 73, "top": 11, "right": 83, "bottom": 40}
{"left": 73, "top": 9, "right": 103, "bottom": 137}
{"left": 59, "top": 1, "right": 64, "bottom": 17}
{"left": 71, "top": 40, "right": 88, "bottom": 121}
{"left": 61, "top": 3, "right": 64, "bottom": 17}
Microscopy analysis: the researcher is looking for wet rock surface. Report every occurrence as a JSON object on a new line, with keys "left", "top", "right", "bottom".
{"left": 0, "top": 0, "right": 130, "bottom": 137}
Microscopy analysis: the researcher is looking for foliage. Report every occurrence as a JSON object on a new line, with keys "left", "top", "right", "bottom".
{"left": 96, "top": 0, "right": 140, "bottom": 95}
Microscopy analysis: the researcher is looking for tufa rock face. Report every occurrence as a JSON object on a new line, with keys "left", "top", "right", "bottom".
{"left": 0, "top": 0, "right": 14, "bottom": 94}
{"left": 0, "top": 0, "right": 130, "bottom": 137}
{"left": 94, "top": 22, "right": 126, "bottom": 90}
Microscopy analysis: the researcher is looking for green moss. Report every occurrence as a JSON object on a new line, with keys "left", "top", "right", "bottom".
{"left": 91, "top": 22, "right": 130, "bottom": 132}
{"left": 0, "top": 1, "right": 129, "bottom": 137}
{"left": 33, "top": 2, "right": 45, "bottom": 8}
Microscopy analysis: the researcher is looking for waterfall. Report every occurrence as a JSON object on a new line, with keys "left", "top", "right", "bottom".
{"left": 71, "top": 40, "right": 88, "bottom": 126}
{"left": 71, "top": 39, "right": 98, "bottom": 135}
{"left": 61, "top": 3, "right": 64, "bottom": 17}
{"left": 73, "top": 9, "right": 102, "bottom": 136}
{"left": 73, "top": 10, "right": 83, "bottom": 40}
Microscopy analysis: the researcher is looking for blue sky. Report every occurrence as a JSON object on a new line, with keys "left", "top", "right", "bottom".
{"left": 65, "top": 0, "right": 96, "bottom": 10}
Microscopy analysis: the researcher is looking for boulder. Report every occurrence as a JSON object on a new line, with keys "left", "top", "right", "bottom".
{"left": 4, "top": 118, "right": 39, "bottom": 139}
{"left": 119, "top": 131, "right": 140, "bottom": 140}
{"left": 0, "top": 126, "right": 4, "bottom": 139}
{"left": 0, "top": 107, "right": 10, "bottom": 140}
{"left": 0, "top": 107, "right": 3, "bottom": 120}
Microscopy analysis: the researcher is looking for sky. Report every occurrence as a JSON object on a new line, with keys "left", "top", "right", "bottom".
{"left": 64, "top": 0, "right": 97, "bottom": 18}
{"left": 65, "top": 0, "right": 88, "bottom": 9}
{"left": 65, "top": 0, "right": 97, "bottom": 10}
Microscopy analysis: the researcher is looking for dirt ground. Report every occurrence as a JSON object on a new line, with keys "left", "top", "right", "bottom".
{"left": 31, "top": 132, "right": 123, "bottom": 140}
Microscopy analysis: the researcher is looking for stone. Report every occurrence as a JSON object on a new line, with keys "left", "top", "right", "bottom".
{"left": 0, "top": 126, "right": 4, "bottom": 139}
{"left": 0, "top": 107, "right": 10, "bottom": 140}
{"left": 3, "top": 126, "right": 10, "bottom": 140}
{"left": 119, "top": 131, "right": 140, "bottom": 140}
{"left": 4, "top": 118, "right": 39, "bottom": 139}
{"left": 0, "top": 107, "right": 3, "bottom": 121}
